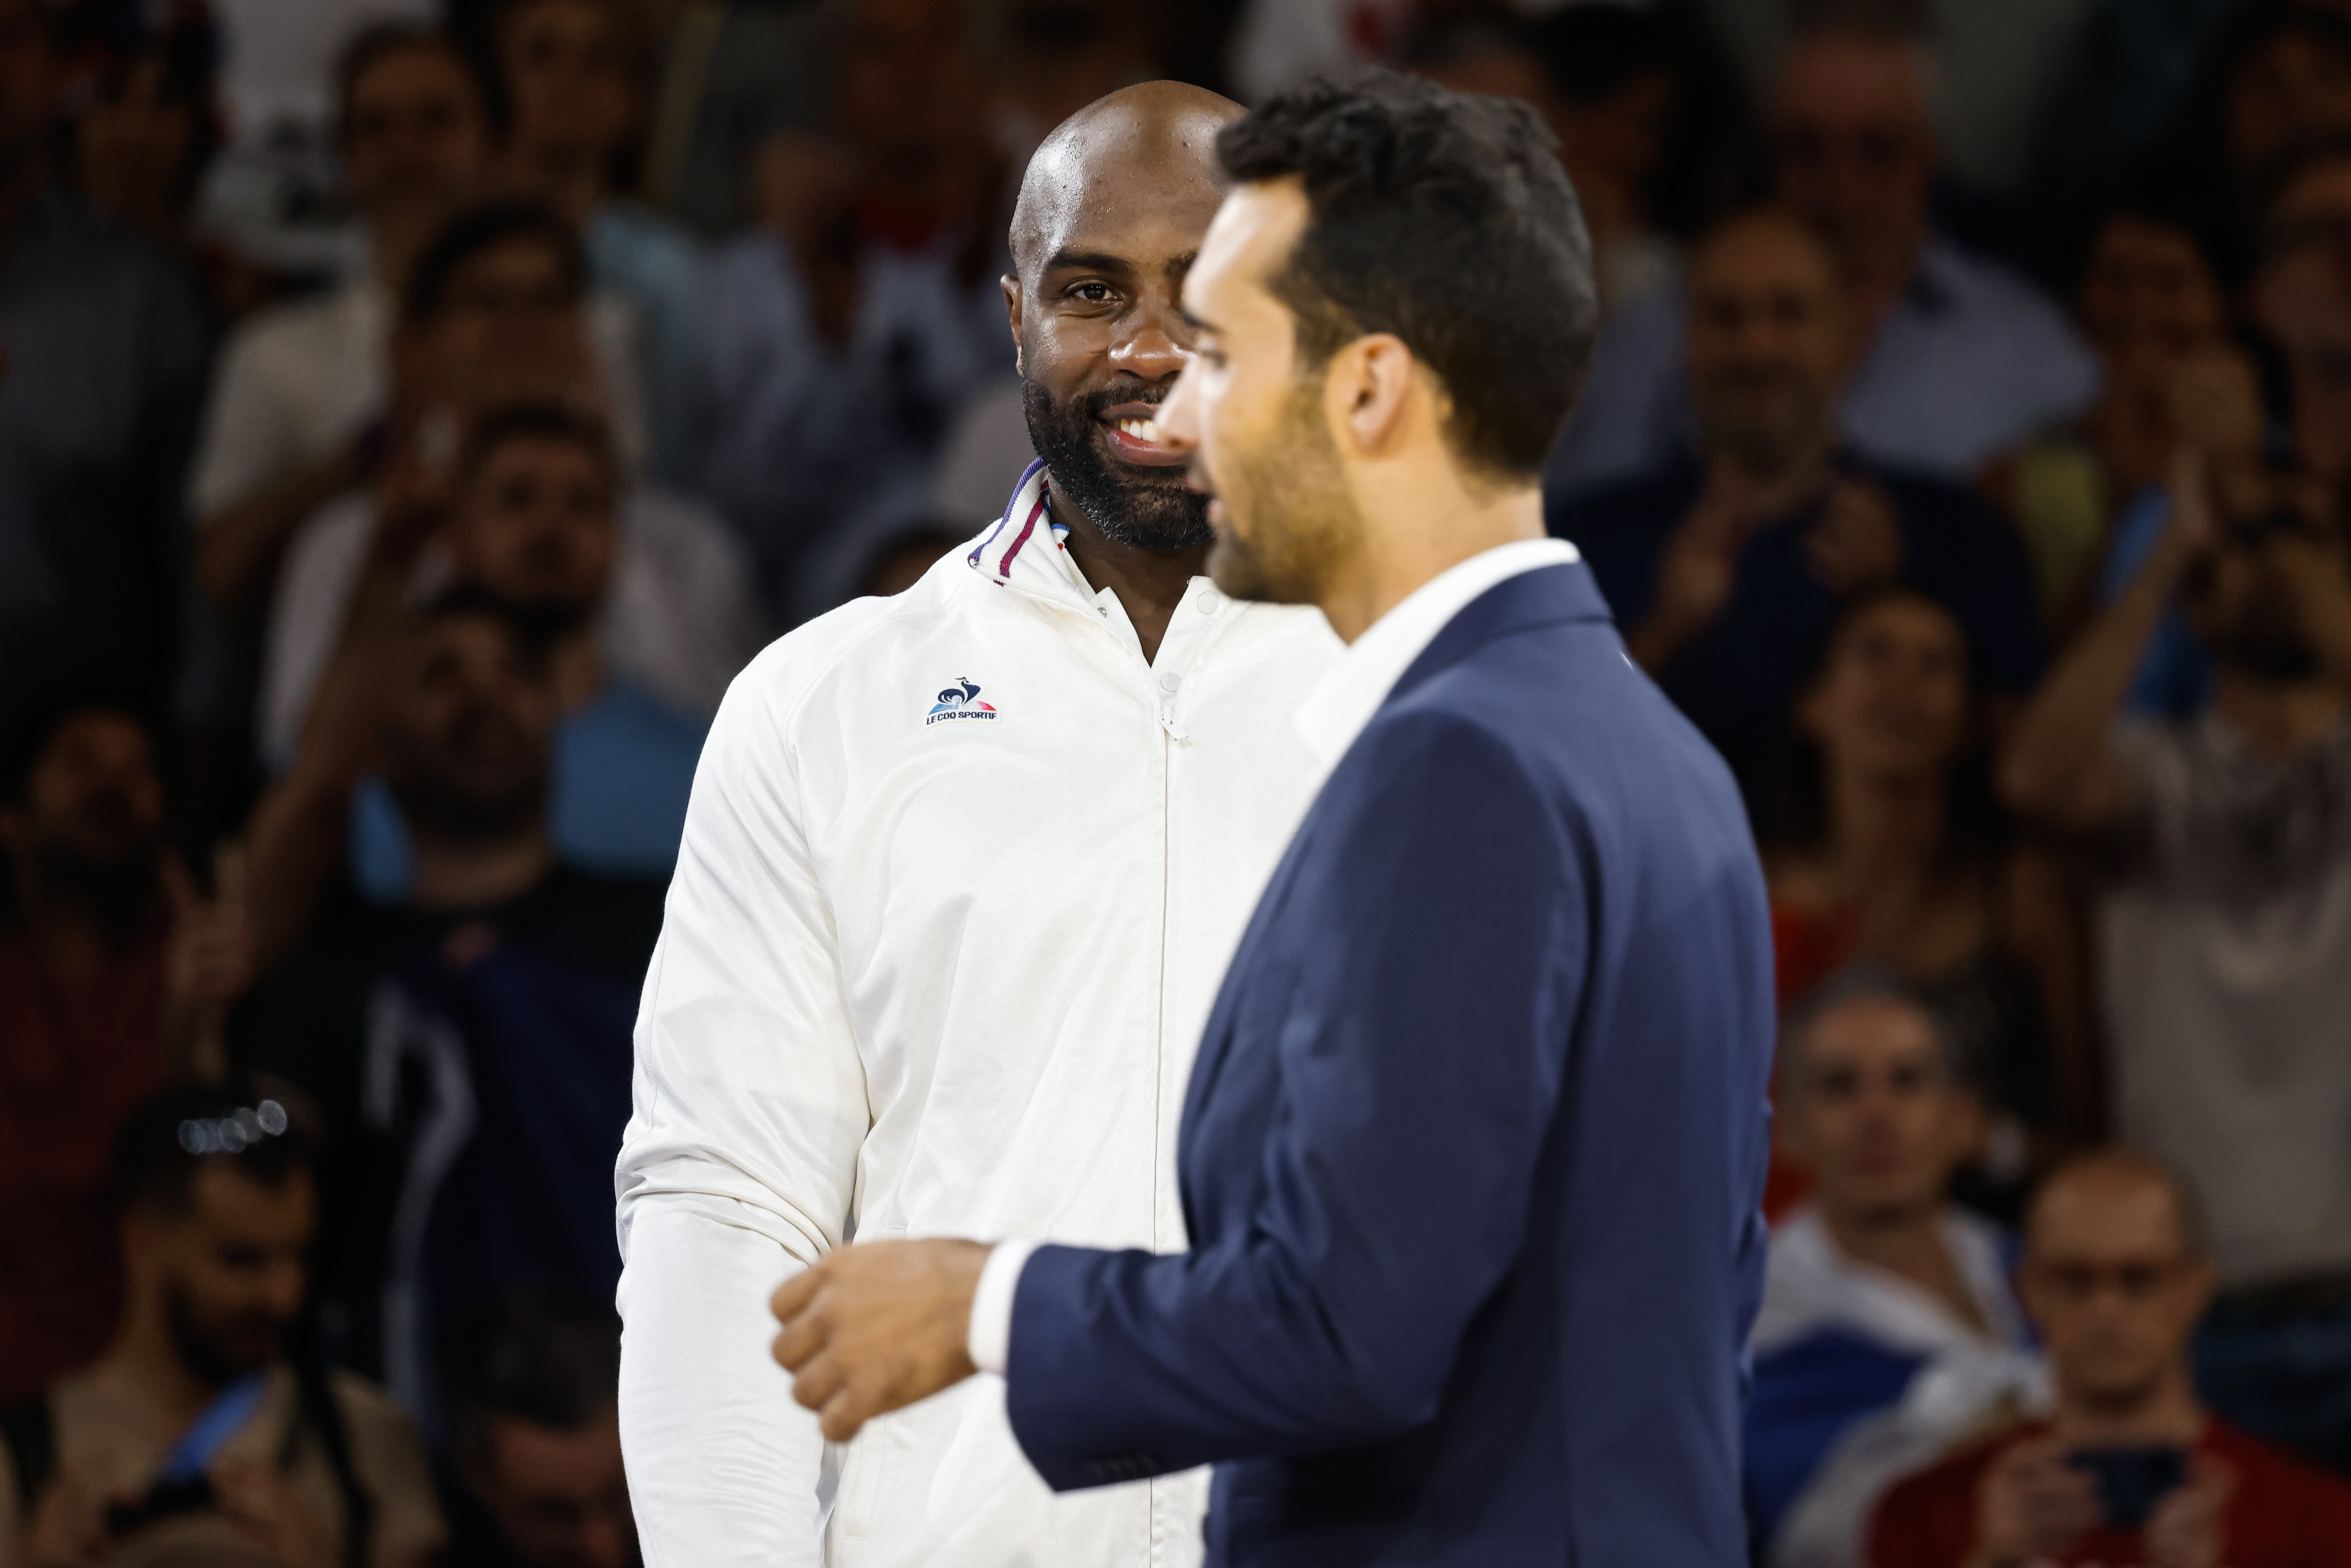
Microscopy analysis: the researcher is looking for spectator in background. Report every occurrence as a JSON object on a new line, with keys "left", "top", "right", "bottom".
{"left": 441, "top": 1289, "right": 635, "bottom": 1568}
{"left": 239, "top": 596, "right": 663, "bottom": 1418}
{"left": 1869, "top": 1151, "right": 2351, "bottom": 1568}
{"left": 335, "top": 405, "right": 709, "bottom": 895}
{"left": 1553, "top": 9, "right": 2096, "bottom": 493}
{"left": 0, "top": 0, "right": 212, "bottom": 739}
{"left": 490, "top": 0, "right": 710, "bottom": 492}
{"left": 64, "top": 4, "right": 221, "bottom": 262}
{"left": 707, "top": 0, "right": 1011, "bottom": 623}
{"left": 1551, "top": 207, "right": 2043, "bottom": 819}
{"left": 2162, "top": 1, "right": 2351, "bottom": 265}
{"left": 0, "top": 701, "right": 251, "bottom": 1403}
{"left": 1996, "top": 199, "right": 2241, "bottom": 631}
{"left": 191, "top": 25, "right": 495, "bottom": 625}
{"left": 260, "top": 202, "right": 752, "bottom": 785}
{"left": 1749, "top": 981, "right": 2045, "bottom": 1568}
{"left": 2002, "top": 454, "right": 2351, "bottom": 1477}
{"left": 1768, "top": 588, "right": 2089, "bottom": 1218}
{"left": 0, "top": 1083, "right": 445, "bottom": 1568}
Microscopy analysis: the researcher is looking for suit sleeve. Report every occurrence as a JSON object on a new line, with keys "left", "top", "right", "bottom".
{"left": 614, "top": 659, "right": 869, "bottom": 1568}
{"left": 1003, "top": 710, "right": 1585, "bottom": 1487}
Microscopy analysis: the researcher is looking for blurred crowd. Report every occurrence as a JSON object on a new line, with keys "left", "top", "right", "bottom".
{"left": 5, "top": 0, "right": 2351, "bottom": 1564}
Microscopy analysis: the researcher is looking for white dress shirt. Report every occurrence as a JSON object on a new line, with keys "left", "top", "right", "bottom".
{"left": 615, "top": 462, "right": 1343, "bottom": 1568}
{"left": 965, "top": 534, "right": 1583, "bottom": 1374}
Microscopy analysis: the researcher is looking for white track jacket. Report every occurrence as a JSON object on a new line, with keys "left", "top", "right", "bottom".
{"left": 614, "top": 463, "right": 1344, "bottom": 1568}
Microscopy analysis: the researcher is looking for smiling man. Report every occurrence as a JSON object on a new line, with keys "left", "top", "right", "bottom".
{"left": 611, "top": 82, "right": 1342, "bottom": 1568}
{"left": 768, "top": 71, "right": 1775, "bottom": 1566}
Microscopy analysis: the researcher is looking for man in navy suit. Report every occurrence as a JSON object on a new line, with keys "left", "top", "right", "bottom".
{"left": 768, "top": 71, "right": 1776, "bottom": 1565}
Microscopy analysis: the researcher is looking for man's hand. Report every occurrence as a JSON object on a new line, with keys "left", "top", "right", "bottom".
{"left": 1805, "top": 477, "right": 1902, "bottom": 595}
{"left": 770, "top": 1239, "right": 991, "bottom": 1442}
{"left": 22, "top": 1462, "right": 116, "bottom": 1568}
{"left": 1628, "top": 469, "right": 1760, "bottom": 671}
{"left": 2144, "top": 1456, "right": 2232, "bottom": 1568}
{"left": 209, "top": 1455, "right": 337, "bottom": 1568}
{"left": 1963, "top": 1435, "right": 2102, "bottom": 1568}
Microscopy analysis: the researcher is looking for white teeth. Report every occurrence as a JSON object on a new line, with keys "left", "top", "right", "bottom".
{"left": 1117, "top": 418, "right": 1160, "bottom": 441}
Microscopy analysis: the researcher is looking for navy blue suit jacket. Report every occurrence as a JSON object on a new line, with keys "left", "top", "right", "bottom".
{"left": 1005, "top": 563, "right": 1776, "bottom": 1565}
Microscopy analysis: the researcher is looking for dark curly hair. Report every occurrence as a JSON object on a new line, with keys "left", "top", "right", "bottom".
{"left": 1215, "top": 69, "right": 1598, "bottom": 482}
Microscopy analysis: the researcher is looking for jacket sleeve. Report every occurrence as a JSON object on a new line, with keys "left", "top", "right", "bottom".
{"left": 1004, "top": 710, "right": 1586, "bottom": 1488}
{"left": 614, "top": 654, "right": 870, "bottom": 1567}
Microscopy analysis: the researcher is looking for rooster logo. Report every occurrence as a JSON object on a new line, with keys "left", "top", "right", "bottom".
{"left": 925, "top": 678, "right": 1000, "bottom": 725}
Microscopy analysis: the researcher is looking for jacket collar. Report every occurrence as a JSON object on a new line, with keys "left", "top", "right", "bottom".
{"left": 1385, "top": 558, "right": 1613, "bottom": 712}
{"left": 965, "top": 459, "right": 1097, "bottom": 613}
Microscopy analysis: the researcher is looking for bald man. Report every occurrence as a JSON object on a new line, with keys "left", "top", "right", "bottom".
{"left": 612, "top": 84, "right": 1342, "bottom": 1568}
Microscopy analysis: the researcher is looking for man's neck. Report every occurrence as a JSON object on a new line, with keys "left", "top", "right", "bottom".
{"left": 1318, "top": 483, "right": 1548, "bottom": 645}
{"left": 410, "top": 826, "right": 557, "bottom": 913}
{"left": 1052, "top": 492, "right": 1207, "bottom": 666}
{"left": 1845, "top": 222, "right": 1926, "bottom": 334}
{"left": 91, "top": 1297, "right": 232, "bottom": 1435}
{"left": 1821, "top": 1199, "right": 1989, "bottom": 1334}
{"left": 2051, "top": 1372, "right": 2205, "bottom": 1450}
{"left": 510, "top": 144, "right": 606, "bottom": 228}
{"left": 1818, "top": 760, "right": 1945, "bottom": 893}
{"left": 8, "top": 859, "right": 150, "bottom": 980}
{"left": 1711, "top": 431, "right": 1837, "bottom": 522}
{"left": 2213, "top": 669, "right": 2343, "bottom": 759}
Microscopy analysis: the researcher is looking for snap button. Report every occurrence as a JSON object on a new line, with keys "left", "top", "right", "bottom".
{"left": 1158, "top": 670, "right": 1182, "bottom": 692}
{"left": 1196, "top": 590, "right": 1223, "bottom": 616}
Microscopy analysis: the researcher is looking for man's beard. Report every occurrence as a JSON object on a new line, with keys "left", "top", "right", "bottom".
{"left": 1206, "top": 380, "right": 1360, "bottom": 606}
{"left": 165, "top": 1276, "right": 282, "bottom": 1389}
{"left": 1023, "top": 380, "right": 1213, "bottom": 551}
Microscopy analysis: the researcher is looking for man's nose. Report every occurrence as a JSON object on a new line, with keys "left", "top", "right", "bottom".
{"left": 1110, "top": 315, "right": 1190, "bottom": 383}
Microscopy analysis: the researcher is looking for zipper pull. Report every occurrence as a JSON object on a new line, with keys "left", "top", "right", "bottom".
{"left": 1158, "top": 707, "right": 1189, "bottom": 741}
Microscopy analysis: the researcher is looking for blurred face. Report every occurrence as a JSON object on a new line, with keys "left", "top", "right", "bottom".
{"left": 2022, "top": 1171, "right": 2215, "bottom": 1417}
{"left": 453, "top": 436, "right": 615, "bottom": 625}
{"left": 2182, "top": 473, "right": 2336, "bottom": 683}
{"left": 1684, "top": 216, "right": 1851, "bottom": 470}
{"left": 2077, "top": 218, "right": 2228, "bottom": 362}
{"left": 134, "top": 1164, "right": 315, "bottom": 1388}
{"left": 5, "top": 711, "right": 165, "bottom": 884}
{"left": 1557, "top": 71, "right": 1675, "bottom": 200}
{"left": 1009, "top": 109, "right": 1232, "bottom": 550}
{"left": 1160, "top": 177, "right": 1363, "bottom": 607}
{"left": 2257, "top": 245, "right": 2351, "bottom": 483}
{"left": 1799, "top": 594, "right": 1971, "bottom": 786}
{"left": 501, "top": 0, "right": 638, "bottom": 166}
{"left": 834, "top": 0, "right": 981, "bottom": 164}
{"left": 2226, "top": 25, "right": 2351, "bottom": 178}
{"left": 378, "top": 614, "right": 555, "bottom": 840}
{"left": 0, "top": 0, "right": 56, "bottom": 176}
{"left": 1779, "top": 996, "right": 1981, "bottom": 1226}
{"left": 1771, "top": 37, "right": 1935, "bottom": 284}
{"left": 343, "top": 44, "right": 490, "bottom": 229}
{"left": 475, "top": 1408, "right": 637, "bottom": 1568}
{"left": 421, "top": 238, "right": 592, "bottom": 409}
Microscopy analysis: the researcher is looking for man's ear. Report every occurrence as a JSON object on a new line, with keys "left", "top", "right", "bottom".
{"left": 1002, "top": 276, "right": 1025, "bottom": 379}
{"left": 1328, "top": 333, "right": 1418, "bottom": 460}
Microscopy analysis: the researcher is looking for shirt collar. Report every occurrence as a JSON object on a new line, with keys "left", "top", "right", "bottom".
{"left": 1293, "top": 536, "right": 1580, "bottom": 767}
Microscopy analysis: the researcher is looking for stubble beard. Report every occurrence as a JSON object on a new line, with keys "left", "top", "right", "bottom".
{"left": 1205, "top": 381, "right": 1360, "bottom": 608}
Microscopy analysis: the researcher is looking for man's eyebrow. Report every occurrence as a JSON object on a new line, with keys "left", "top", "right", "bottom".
{"left": 1043, "top": 249, "right": 1136, "bottom": 276}
{"left": 1163, "top": 250, "right": 1199, "bottom": 278}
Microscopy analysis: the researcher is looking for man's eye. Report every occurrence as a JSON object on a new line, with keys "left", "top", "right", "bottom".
{"left": 1071, "top": 284, "right": 1115, "bottom": 304}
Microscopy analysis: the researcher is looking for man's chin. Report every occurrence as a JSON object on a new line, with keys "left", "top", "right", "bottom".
{"left": 1207, "top": 530, "right": 1312, "bottom": 607}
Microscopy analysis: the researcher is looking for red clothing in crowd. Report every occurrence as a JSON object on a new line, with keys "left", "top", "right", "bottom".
{"left": 1765, "top": 899, "right": 1862, "bottom": 1218}
{"left": 1868, "top": 1418, "right": 2351, "bottom": 1568}
{"left": 0, "top": 928, "right": 170, "bottom": 1401}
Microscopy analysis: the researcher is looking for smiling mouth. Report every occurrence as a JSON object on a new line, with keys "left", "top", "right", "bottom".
{"left": 1099, "top": 407, "right": 1186, "bottom": 468}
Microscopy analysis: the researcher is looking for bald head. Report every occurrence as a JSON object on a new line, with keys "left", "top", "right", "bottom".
{"left": 1011, "top": 81, "right": 1244, "bottom": 281}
